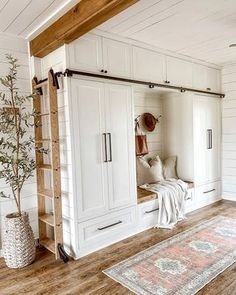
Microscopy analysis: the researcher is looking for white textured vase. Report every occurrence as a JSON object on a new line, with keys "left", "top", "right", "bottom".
{"left": 3, "top": 212, "right": 36, "bottom": 268}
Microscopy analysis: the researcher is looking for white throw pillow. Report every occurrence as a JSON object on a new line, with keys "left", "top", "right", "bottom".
{"left": 136, "top": 155, "right": 164, "bottom": 186}
{"left": 162, "top": 156, "right": 178, "bottom": 179}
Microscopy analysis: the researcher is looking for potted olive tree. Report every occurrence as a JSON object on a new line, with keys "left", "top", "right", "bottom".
{"left": 0, "top": 55, "right": 37, "bottom": 268}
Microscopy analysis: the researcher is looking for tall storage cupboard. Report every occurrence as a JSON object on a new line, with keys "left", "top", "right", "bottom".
{"left": 162, "top": 92, "right": 221, "bottom": 211}
{"left": 193, "top": 96, "right": 221, "bottom": 208}
{"left": 69, "top": 78, "right": 137, "bottom": 256}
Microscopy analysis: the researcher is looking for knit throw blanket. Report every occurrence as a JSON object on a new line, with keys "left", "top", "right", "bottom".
{"left": 140, "top": 179, "right": 189, "bottom": 229}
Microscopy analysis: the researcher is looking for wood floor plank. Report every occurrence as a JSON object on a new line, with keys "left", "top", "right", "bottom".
{"left": 0, "top": 200, "right": 236, "bottom": 295}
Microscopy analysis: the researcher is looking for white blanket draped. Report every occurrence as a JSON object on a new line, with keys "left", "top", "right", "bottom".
{"left": 140, "top": 179, "right": 188, "bottom": 229}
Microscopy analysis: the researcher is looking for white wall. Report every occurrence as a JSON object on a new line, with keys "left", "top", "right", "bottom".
{"left": 0, "top": 33, "right": 37, "bottom": 253}
{"left": 222, "top": 64, "right": 236, "bottom": 201}
{"left": 134, "top": 87, "right": 163, "bottom": 159}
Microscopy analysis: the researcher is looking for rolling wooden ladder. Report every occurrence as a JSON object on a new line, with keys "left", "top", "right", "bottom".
{"left": 32, "top": 69, "right": 69, "bottom": 262}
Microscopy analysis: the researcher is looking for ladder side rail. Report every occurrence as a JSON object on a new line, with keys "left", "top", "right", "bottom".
{"left": 32, "top": 78, "right": 47, "bottom": 242}
{"left": 48, "top": 70, "right": 63, "bottom": 259}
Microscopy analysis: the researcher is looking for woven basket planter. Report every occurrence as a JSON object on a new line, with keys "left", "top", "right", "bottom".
{"left": 3, "top": 212, "right": 36, "bottom": 268}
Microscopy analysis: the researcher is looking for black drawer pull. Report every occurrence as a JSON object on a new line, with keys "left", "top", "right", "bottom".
{"left": 203, "top": 189, "right": 216, "bottom": 194}
{"left": 145, "top": 208, "right": 159, "bottom": 214}
{"left": 97, "top": 220, "right": 122, "bottom": 231}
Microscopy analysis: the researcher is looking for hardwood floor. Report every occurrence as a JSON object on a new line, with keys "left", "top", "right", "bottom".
{"left": 1, "top": 200, "right": 236, "bottom": 295}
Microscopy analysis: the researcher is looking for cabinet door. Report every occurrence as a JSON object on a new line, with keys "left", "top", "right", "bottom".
{"left": 193, "top": 97, "right": 208, "bottom": 185}
{"left": 105, "top": 84, "right": 136, "bottom": 209}
{"left": 193, "top": 64, "right": 221, "bottom": 92}
{"left": 206, "top": 98, "right": 221, "bottom": 182}
{"left": 166, "top": 56, "right": 193, "bottom": 87}
{"left": 70, "top": 79, "right": 108, "bottom": 220}
{"left": 206, "top": 68, "right": 221, "bottom": 93}
{"left": 132, "top": 46, "right": 165, "bottom": 83}
{"left": 68, "top": 33, "right": 103, "bottom": 73}
{"left": 103, "top": 38, "right": 131, "bottom": 78}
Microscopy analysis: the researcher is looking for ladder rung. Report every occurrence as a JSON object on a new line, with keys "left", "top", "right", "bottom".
{"left": 34, "top": 80, "right": 48, "bottom": 89}
{"left": 38, "top": 164, "right": 52, "bottom": 170}
{"left": 35, "top": 139, "right": 51, "bottom": 144}
{"left": 38, "top": 189, "right": 53, "bottom": 198}
{"left": 40, "top": 238, "right": 55, "bottom": 253}
{"left": 36, "top": 113, "right": 50, "bottom": 117}
{"left": 39, "top": 213, "right": 54, "bottom": 226}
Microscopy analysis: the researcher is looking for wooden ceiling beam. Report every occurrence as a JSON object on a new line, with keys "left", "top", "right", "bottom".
{"left": 30, "top": 0, "right": 139, "bottom": 58}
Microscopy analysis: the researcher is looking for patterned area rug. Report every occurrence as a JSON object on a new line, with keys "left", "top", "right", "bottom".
{"left": 103, "top": 216, "right": 236, "bottom": 295}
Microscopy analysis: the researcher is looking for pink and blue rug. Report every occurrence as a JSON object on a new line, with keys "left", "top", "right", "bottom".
{"left": 104, "top": 216, "right": 236, "bottom": 294}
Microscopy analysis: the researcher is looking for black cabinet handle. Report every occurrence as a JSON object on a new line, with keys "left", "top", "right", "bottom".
{"left": 203, "top": 189, "right": 216, "bottom": 194}
{"left": 164, "top": 80, "right": 170, "bottom": 84}
{"left": 206, "top": 87, "right": 211, "bottom": 91}
{"left": 145, "top": 208, "right": 159, "bottom": 214}
{"left": 104, "top": 70, "right": 108, "bottom": 73}
{"left": 101, "top": 69, "right": 104, "bottom": 73}
{"left": 103, "top": 133, "right": 108, "bottom": 162}
{"left": 98, "top": 220, "right": 122, "bottom": 230}
{"left": 207, "top": 129, "right": 213, "bottom": 149}
{"left": 107, "top": 133, "right": 112, "bottom": 162}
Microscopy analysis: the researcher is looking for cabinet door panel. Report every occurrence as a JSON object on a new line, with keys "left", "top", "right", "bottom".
{"left": 68, "top": 34, "right": 103, "bottom": 73}
{"left": 207, "top": 68, "right": 221, "bottom": 93}
{"left": 105, "top": 84, "right": 136, "bottom": 209}
{"left": 103, "top": 38, "right": 131, "bottom": 78}
{"left": 193, "top": 64, "right": 207, "bottom": 90}
{"left": 70, "top": 79, "right": 108, "bottom": 220}
{"left": 193, "top": 97, "right": 208, "bottom": 185}
{"left": 206, "top": 98, "right": 221, "bottom": 182}
{"left": 193, "top": 64, "right": 221, "bottom": 92}
{"left": 166, "top": 56, "right": 193, "bottom": 87}
{"left": 133, "top": 46, "right": 165, "bottom": 83}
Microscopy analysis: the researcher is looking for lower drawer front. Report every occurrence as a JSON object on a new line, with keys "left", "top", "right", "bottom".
{"left": 196, "top": 181, "right": 220, "bottom": 202}
{"left": 78, "top": 207, "right": 136, "bottom": 250}
{"left": 138, "top": 199, "right": 159, "bottom": 229}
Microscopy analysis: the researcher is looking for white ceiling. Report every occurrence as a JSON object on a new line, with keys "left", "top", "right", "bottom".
{"left": 98, "top": 0, "right": 236, "bottom": 66}
{"left": 0, "top": 0, "right": 79, "bottom": 39}
{"left": 1, "top": 0, "right": 236, "bottom": 65}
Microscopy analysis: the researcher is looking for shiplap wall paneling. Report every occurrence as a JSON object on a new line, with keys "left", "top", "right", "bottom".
{"left": 0, "top": 0, "right": 79, "bottom": 38}
{"left": 0, "top": 33, "right": 37, "bottom": 254}
{"left": 222, "top": 64, "right": 236, "bottom": 201}
{"left": 134, "top": 87, "right": 163, "bottom": 159}
{"left": 39, "top": 46, "right": 76, "bottom": 255}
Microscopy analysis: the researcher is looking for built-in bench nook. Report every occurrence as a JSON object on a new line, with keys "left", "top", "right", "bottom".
{"left": 137, "top": 181, "right": 194, "bottom": 204}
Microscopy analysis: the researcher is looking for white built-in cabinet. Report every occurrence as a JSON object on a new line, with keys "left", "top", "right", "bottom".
{"left": 68, "top": 34, "right": 131, "bottom": 78}
{"left": 68, "top": 34, "right": 103, "bottom": 73}
{"left": 193, "top": 64, "right": 221, "bottom": 92}
{"left": 103, "top": 38, "right": 131, "bottom": 78}
{"left": 70, "top": 78, "right": 136, "bottom": 222}
{"left": 193, "top": 96, "right": 221, "bottom": 185}
{"left": 68, "top": 33, "right": 221, "bottom": 92}
{"left": 40, "top": 31, "right": 223, "bottom": 259}
{"left": 166, "top": 56, "right": 193, "bottom": 87}
{"left": 132, "top": 46, "right": 166, "bottom": 83}
{"left": 162, "top": 92, "right": 221, "bottom": 211}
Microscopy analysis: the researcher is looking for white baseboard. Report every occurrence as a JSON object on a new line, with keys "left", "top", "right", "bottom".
{"left": 222, "top": 193, "right": 236, "bottom": 202}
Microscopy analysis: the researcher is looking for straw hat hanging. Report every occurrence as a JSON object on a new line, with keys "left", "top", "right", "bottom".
{"left": 142, "top": 113, "right": 160, "bottom": 132}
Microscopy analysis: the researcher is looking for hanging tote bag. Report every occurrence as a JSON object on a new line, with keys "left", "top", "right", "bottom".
{"left": 135, "top": 121, "right": 149, "bottom": 156}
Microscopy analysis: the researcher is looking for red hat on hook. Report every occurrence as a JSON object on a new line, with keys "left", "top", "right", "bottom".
{"left": 142, "top": 113, "right": 158, "bottom": 132}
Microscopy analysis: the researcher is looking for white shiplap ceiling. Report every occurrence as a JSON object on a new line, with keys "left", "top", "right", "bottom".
{"left": 98, "top": 0, "right": 236, "bottom": 66}
{"left": 0, "top": 0, "right": 79, "bottom": 39}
